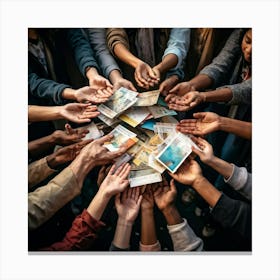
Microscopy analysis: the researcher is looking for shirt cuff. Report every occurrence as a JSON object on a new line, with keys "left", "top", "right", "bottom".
{"left": 139, "top": 240, "right": 161, "bottom": 251}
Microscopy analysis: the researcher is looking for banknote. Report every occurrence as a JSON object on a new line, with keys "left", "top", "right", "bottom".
{"left": 133, "top": 90, "right": 160, "bottom": 106}
{"left": 129, "top": 168, "right": 162, "bottom": 188}
{"left": 148, "top": 105, "right": 177, "bottom": 119}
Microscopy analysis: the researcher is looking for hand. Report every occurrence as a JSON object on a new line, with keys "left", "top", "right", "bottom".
{"left": 159, "top": 75, "right": 179, "bottom": 96}
{"left": 177, "top": 112, "right": 221, "bottom": 136}
{"left": 153, "top": 178, "right": 177, "bottom": 212}
{"left": 134, "top": 61, "right": 159, "bottom": 89}
{"left": 169, "top": 159, "right": 203, "bottom": 186}
{"left": 115, "top": 186, "right": 143, "bottom": 223}
{"left": 77, "top": 133, "right": 129, "bottom": 167}
{"left": 86, "top": 67, "right": 113, "bottom": 96}
{"left": 99, "top": 163, "right": 131, "bottom": 197}
{"left": 167, "top": 81, "right": 195, "bottom": 97}
{"left": 46, "top": 139, "right": 92, "bottom": 168}
{"left": 141, "top": 185, "right": 154, "bottom": 210}
{"left": 112, "top": 77, "right": 137, "bottom": 92}
{"left": 190, "top": 137, "right": 215, "bottom": 164}
{"left": 167, "top": 91, "right": 205, "bottom": 111}
{"left": 97, "top": 165, "right": 112, "bottom": 188}
{"left": 60, "top": 103, "right": 100, "bottom": 123}
{"left": 74, "top": 86, "right": 111, "bottom": 104}
{"left": 52, "top": 126, "right": 89, "bottom": 146}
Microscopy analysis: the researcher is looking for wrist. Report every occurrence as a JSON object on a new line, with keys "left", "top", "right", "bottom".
{"left": 117, "top": 217, "right": 134, "bottom": 227}
{"left": 141, "top": 207, "right": 154, "bottom": 214}
{"left": 85, "top": 66, "right": 98, "bottom": 80}
{"left": 162, "top": 205, "right": 183, "bottom": 226}
{"left": 109, "top": 69, "right": 122, "bottom": 84}
{"left": 62, "top": 88, "right": 76, "bottom": 101}
{"left": 199, "top": 92, "right": 207, "bottom": 103}
{"left": 192, "top": 176, "right": 208, "bottom": 190}
{"left": 46, "top": 153, "right": 58, "bottom": 169}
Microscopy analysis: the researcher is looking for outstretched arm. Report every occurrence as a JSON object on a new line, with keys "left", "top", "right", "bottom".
{"left": 140, "top": 185, "right": 160, "bottom": 251}
{"left": 111, "top": 187, "right": 142, "bottom": 250}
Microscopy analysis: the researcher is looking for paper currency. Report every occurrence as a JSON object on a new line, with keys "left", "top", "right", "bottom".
{"left": 97, "top": 87, "right": 138, "bottom": 119}
{"left": 155, "top": 132, "right": 200, "bottom": 173}
{"left": 103, "top": 124, "right": 138, "bottom": 152}
{"left": 129, "top": 168, "right": 162, "bottom": 187}
{"left": 119, "top": 107, "right": 150, "bottom": 127}
{"left": 133, "top": 90, "right": 160, "bottom": 106}
{"left": 153, "top": 122, "right": 178, "bottom": 140}
{"left": 148, "top": 105, "right": 177, "bottom": 119}
{"left": 81, "top": 121, "right": 104, "bottom": 140}
{"left": 97, "top": 112, "right": 120, "bottom": 126}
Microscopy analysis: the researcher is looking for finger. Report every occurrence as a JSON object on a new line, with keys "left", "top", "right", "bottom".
{"left": 179, "top": 119, "right": 197, "bottom": 125}
{"left": 108, "top": 164, "right": 117, "bottom": 176}
{"left": 134, "top": 186, "right": 140, "bottom": 201}
{"left": 115, "top": 193, "right": 121, "bottom": 207}
{"left": 136, "top": 194, "right": 143, "bottom": 207}
{"left": 65, "top": 123, "right": 74, "bottom": 135}
{"left": 168, "top": 84, "right": 180, "bottom": 94}
{"left": 170, "top": 179, "right": 177, "bottom": 192}
{"left": 118, "top": 163, "right": 131, "bottom": 179}
{"left": 191, "top": 146, "right": 204, "bottom": 157}
{"left": 165, "top": 93, "right": 175, "bottom": 103}
{"left": 128, "top": 83, "right": 137, "bottom": 92}
{"left": 193, "top": 112, "right": 206, "bottom": 119}
{"left": 94, "top": 133, "right": 114, "bottom": 145}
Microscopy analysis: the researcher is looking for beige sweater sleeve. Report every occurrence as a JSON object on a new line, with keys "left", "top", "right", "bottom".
{"left": 28, "top": 157, "right": 57, "bottom": 190}
{"left": 28, "top": 167, "right": 80, "bottom": 230}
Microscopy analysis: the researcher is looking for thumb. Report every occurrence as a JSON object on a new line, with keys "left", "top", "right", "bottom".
{"left": 137, "top": 195, "right": 143, "bottom": 208}
{"left": 191, "top": 146, "right": 203, "bottom": 158}
{"left": 95, "top": 133, "right": 114, "bottom": 145}
{"left": 170, "top": 179, "right": 176, "bottom": 191}
{"left": 193, "top": 112, "right": 206, "bottom": 119}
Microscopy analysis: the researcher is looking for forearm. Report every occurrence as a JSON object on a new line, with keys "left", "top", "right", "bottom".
{"left": 188, "top": 74, "right": 213, "bottom": 91}
{"left": 28, "top": 134, "right": 56, "bottom": 158}
{"left": 61, "top": 87, "right": 77, "bottom": 101}
{"left": 113, "top": 43, "right": 142, "bottom": 68}
{"left": 108, "top": 69, "right": 123, "bottom": 84}
{"left": 112, "top": 217, "right": 133, "bottom": 249}
{"left": 206, "top": 156, "right": 233, "bottom": 181}
{"left": 141, "top": 208, "right": 157, "bottom": 245}
{"left": 219, "top": 117, "right": 252, "bottom": 140}
{"left": 86, "top": 189, "right": 111, "bottom": 221}
{"left": 69, "top": 153, "right": 96, "bottom": 185}
{"left": 162, "top": 205, "right": 183, "bottom": 226}
{"left": 154, "top": 54, "right": 178, "bottom": 75}
{"left": 192, "top": 177, "right": 222, "bottom": 208}
{"left": 28, "top": 105, "right": 63, "bottom": 122}
{"left": 202, "top": 87, "right": 233, "bottom": 103}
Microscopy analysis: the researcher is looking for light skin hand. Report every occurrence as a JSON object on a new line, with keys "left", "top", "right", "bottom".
{"left": 177, "top": 112, "right": 221, "bottom": 136}
{"left": 97, "top": 165, "right": 112, "bottom": 188}
{"left": 153, "top": 177, "right": 177, "bottom": 212}
{"left": 74, "top": 86, "right": 111, "bottom": 104}
{"left": 99, "top": 163, "right": 131, "bottom": 197}
{"left": 112, "top": 77, "right": 137, "bottom": 92}
{"left": 169, "top": 159, "right": 204, "bottom": 186}
{"left": 191, "top": 137, "right": 215, "bottom": 165}
{"left": 60, "top": 103, "right": 100, "bottom": 123}
{"left": 115, "top": 186, "right": 143, "bottom": 223}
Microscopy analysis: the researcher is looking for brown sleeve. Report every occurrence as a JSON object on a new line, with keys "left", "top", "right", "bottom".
{"left": 106, "top": 28, "right": 130, "bottom": 55}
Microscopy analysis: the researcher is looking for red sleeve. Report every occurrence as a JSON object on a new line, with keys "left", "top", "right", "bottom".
{"left": 41, "top": 209, "right": 105, "bottom": 251}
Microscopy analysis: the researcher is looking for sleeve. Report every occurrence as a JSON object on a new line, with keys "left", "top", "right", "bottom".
{"left": 67, "top": 28, "right": 100, "bottom": 77}
{"left": 28, "top": 167, "right": 81, "bottom": 230}
{"left": 163, "top": 28, "right": 190, "bottom": 69}
{"left": 41, "top": 209, "right": 105, "bottom": 251}
{"left": 211, "top": 193, "right": 251, "bottom": 240}
{"left": 28, "top": 72, "right": 70, "bottom": 105}
{"left": 199, "top": 29, "right": 244, "bottom": 88}
{"left": 109, "top": 243, "right": 130, "bottom": 251}
{"left": 164, "top": 28, "right": 191, "bottom": 81}
{"left": 106, "top": 28, "right": 130, "bottom": 55}
{"left": 222, "top": 78, "right": 252, "bottom": 105}
{"left": 224, "top": 164, "right": 252, "bottom": 200}
{"left": 86, "top": 28, "right": 121, "bottom": 79}
{"left": 28, "top": 157, "right": 57, "bottom": 190}
{"left": 167, "top": 218, "right": 204, "bottom": 251}
{"left": 139, "top": 240, "right": 161, "bottom": 251}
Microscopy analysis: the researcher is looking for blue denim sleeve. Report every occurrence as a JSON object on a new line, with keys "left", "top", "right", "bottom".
{"left": 67, "top": 28, "right": 100, "bottom": 77}
{"left": 86, "top": 28, "right": 121, "bottom": 79}
{"left": 28, "top": 72, "right": 70, "bottom": 105}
